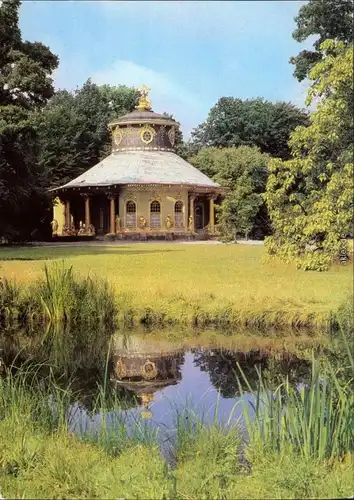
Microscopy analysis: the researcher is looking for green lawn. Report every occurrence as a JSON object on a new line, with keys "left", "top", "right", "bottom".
{"left": 0, "top": 244, "right": 352, "bottom": 328}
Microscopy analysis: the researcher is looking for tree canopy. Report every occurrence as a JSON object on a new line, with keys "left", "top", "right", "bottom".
{"left": 0, "top": 0, "right": 59, "bottom": 240}
{"left": 36, "top": 80, "right": 138, "bottom": 187}
{"left": 190, "top": 98, "right": 308, "bottom": 160}
{"left": 264, "top": 40, "right": 353, "bottom": 271}
{"left": 190, "top": 146, "right": 270, "bottom": 239}
{"left": 290, "top": 0, "right": 353, "bottom": 81}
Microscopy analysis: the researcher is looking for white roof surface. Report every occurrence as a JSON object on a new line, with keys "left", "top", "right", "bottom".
{"left": 58, "top": 151, "right": 220, "bottom": 189}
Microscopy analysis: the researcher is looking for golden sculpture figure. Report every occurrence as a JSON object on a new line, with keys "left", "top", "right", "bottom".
{"left": 115, "top": 215, "right": 121, "bottom": 233}
{"left": 51, "top": 219, "right": 58, "bottom": 235}
{"left": 165, "top": 215, "right": 173, "bottom": 229}
{"left": 139, "top": 215, "right": 147, "bottom": 229}
{"left": 87, "top": 224, "right": 96, "bottom": 236}
{"left": 78, "top": 221, "right": 85, "bottom": 235}
{"left": 188, "top": 215, "right": 194, "bottom": 232}
{"left": 136, "top": 84, "right": 152, "bottom": 111}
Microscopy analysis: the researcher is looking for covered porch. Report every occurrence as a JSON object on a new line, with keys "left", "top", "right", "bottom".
{"left": 51, "top": 185, "right": 222, "bottom": 240}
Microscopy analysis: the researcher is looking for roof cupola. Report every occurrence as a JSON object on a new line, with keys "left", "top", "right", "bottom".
{"left": 108, "top": 85, "right": 179, "bottom": 153}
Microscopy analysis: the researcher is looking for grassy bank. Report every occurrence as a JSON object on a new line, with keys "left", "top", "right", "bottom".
{"left": 0, "top": 244, "right": 352, "bottom": 329}
{"left": 0, "top": 349, "right": 353, "bottom": 499}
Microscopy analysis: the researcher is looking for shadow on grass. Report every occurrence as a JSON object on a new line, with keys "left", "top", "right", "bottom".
{"left": 0, "top": 246, "right": 185, "bottom": 261}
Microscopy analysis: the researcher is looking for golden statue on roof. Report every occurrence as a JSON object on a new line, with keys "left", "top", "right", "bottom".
{"left": 136, "top": 84, "right": 152, "bottom": 111}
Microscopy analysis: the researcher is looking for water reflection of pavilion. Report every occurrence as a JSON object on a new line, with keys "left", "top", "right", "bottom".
{"left": 111, "top": 336, "right": 185, "bottom": 413}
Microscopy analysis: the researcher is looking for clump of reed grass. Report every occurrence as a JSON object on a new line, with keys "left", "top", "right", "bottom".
{"left": 330, "top": 295, "right": 354, "bottom": 339}
{"left": 13, "top": 262, "right": 117, "bottom": 371}
{"left": 0, "top": 276, "right": 22, "bottom": 326}
{"left": 238, "top": 335, "right": 354, "bottom": 462}
{"left": 31, "top": 261, "right": 116, "bottom": 328}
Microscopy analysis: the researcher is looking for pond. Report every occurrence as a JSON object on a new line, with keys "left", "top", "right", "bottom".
{"left": 59, "top": 331, "right": 316, "bottom": 461}
{"left": 2, "top": 327, "right": 331, "bottom": 463}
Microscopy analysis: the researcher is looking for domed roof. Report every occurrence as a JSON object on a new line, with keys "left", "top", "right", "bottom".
{"left": 109, "top": 109, "right": 177, "bottom": 127}
{"left": 54, "top": 150, "right": 221, "bottom": 190}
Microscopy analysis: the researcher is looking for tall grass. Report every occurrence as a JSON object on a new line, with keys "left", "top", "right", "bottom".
{"left": 0, "top": 276, "right": 22, "bottom": 325}
{"left": 238, "top": 334, "right": 354, "bottom": 462}
{"left": 0, "top": 261, "right": 117, "bottom": 329}
{"left": 0, "top": 263, "right": 117, "bottom": 371}
{"left": 32, "top": 261, "right": 116, "bottom": 328}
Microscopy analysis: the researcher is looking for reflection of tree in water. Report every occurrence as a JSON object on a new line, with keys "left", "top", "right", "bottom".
{"left": 193, "top": 349, "right": 312, "bottom": 398}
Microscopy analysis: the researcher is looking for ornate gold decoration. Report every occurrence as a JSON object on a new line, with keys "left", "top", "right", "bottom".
{"left": 51, "top": 219, "right": 58, "bottom": 235}
{"left": 141, "top": 360, "right": 157, "bottom": 380}
{"left": 139, "top": 216, "right": 147, "bottom": 229}
{"left": 141, "top": 392, "right": 154, "bottom": 407}
{"left": 165, "top": 215, "right": 173, "bottom": 229}
{"left": 115, "top": 359, "right": 127, "bottom": 379}
{"left": 86, "top": 224, "right": 96, "bottom": 236}
{"left": 141, "top": 410, "right": 153, "bottom": 419}
{"left": 149, "top": 193, "right": 162, "bottom": 202}
{"left": 115, "top": 215, "right": 121, "bottom": 233}
{"left": 124, "top": 193, "right": 137, "bottom": 201}
{"left": 139, "top": 125, "right": 156, "bottom": 145}
{"left": 136, "top": 84, "right": 152, "bottom": 111}
{"left": 168, "top": 126, "right": 176, "bottom": 146}
{"left": 188, "top": 216, "right": 194, "bottom": 232}
{"left": 113, "top": 127, "right": 123, "bottom": 146}
{"left": 157, "top": 125, "right": 166, "bottom": 141}
{"left": 122, "top": 127, "right": 135, "bottom": 137}
{"left": 62, "top": 222, "right": 77, "bottom": 237}
{"left": 78, "top": 221, "right": 85, "bottom": 235}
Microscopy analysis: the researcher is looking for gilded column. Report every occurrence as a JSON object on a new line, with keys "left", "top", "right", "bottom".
{"left": 84, "top": 195, "right": 91, "bottom": 228}
{"left": 189, "top": 195, "right": 195, "bottom": 232}
{"left": 109, "top": 195, "right": 115, "bottom": 234}
{"left": 209, "top": 195, "right": 215, "bottom": 234}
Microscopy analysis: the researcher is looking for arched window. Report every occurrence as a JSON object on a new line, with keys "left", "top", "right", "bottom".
{"left": 126, "top": 201, "right": 136, "bottom": 228}
{"left": 150, "top": 200, "right": 161, "bottom": 229}
{"left": 174, "top": 201, "right": 183, "bottom": 228}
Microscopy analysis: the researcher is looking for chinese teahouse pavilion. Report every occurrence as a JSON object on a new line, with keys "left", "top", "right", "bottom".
{"left": 51, "top": 85, "right": 222, "bottom": 240}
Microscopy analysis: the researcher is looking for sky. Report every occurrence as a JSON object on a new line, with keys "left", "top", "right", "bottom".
{"left": 19, "top": 0, "right": 313, "bottom": 137}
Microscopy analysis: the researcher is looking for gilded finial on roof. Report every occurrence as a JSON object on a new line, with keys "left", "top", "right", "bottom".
{"left": 136, "top": 84, "right": 152, "bottom": 111}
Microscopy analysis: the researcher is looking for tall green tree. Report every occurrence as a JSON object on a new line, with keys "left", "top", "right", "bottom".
{"left": 37, "top": 80, "right": 138, "bottom": 187}
{"left": 290, "top": 0, "right": 353, "bottom": 81}
{"left": 264, "top": 41, "right": 353, "bottom": 271}
{"left": 0, "top": 0, "right": 58, "bottom": 240}
{"left": 190, "top": 98, "right": 308, "bottom": 160}
{"left": 190, "top": 146, "right": 270, "bottom": 239}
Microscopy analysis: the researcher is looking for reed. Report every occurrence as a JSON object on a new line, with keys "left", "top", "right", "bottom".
{"left": 30, "top": 261, "right": 116, "bottom": 328}
{"left": 0, "top": 276, "right": 22, "bottom": 325}
{"left": 238, "top": 335, "right": 354, "bottom": 462}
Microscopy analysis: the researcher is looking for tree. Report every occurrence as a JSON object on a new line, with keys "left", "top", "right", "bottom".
{"left": 0, "top": 0, "right": 58, "bottom": 240}
{"left": 290, "top": 0, "right": 353, "bottom": 81}
{"left": 190, "top": 146, "right": 270, "bottom": 239}
{"left": 190, "top": 98, "right": 308, "bottom": 160}
{"left": 264, "top": 41, "right": 353, "bottom": 271}
{"left": 37, "top": 80, "right": 138, "bottom": 187}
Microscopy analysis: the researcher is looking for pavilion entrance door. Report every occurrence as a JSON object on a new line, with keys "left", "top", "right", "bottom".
{"left": 195, "top": 203, "right": 204, "bottom": 230}
{"left": 92, "top": 197, "right": 110, "bottom": 236}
